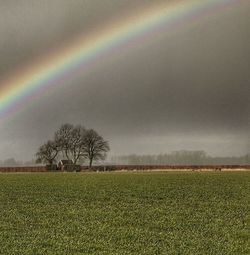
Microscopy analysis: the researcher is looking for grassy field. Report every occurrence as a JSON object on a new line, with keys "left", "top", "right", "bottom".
{"left": 0, "top": 172, "right": 249, "bottom": 255}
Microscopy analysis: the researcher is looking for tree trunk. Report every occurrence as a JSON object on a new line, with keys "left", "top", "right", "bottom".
{"left": 65, "top": 150, "right": 70, "bottom": 160}
{"left": 89, "top": 158, "right": 93, "bottom": 169}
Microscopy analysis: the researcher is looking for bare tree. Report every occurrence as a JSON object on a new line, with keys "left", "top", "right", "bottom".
{"left": 82, "top": 129, "right": 110, "bottom": 168}
{"left": 69, "top": 125, "right": 86, "bottom": 164}
{"left": 55, "top": 123, "right": 74, "bottom": 160}
{"left": 36, "top": 124, "right": 110, "bottom": 168}
{"left": 55, "top": 123, "right": 86, "bottom": 165}
{"left": 36, "top": 140, "right": 58, "bottom": 165}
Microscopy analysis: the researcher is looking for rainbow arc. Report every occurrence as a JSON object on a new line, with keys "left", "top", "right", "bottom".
{"left": 0, "top": 0, "right": 238, "bottom": 119}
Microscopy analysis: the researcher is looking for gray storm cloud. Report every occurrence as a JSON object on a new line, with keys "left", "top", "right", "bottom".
{"left": 0, "top": 0, "right": 249, "bottom": 160}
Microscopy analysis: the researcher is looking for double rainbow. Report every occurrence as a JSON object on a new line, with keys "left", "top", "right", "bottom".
{"left": 0, "top": 0, "right": 239, "bottom": 119}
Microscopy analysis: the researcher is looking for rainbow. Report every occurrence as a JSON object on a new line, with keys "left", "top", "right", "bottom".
{"left": 0, "top": 0, "right": 239, "bottom": 119}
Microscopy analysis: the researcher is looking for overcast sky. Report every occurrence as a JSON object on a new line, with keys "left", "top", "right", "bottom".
{"left": 0, "top": 0, "right": 249, "bottom": 161}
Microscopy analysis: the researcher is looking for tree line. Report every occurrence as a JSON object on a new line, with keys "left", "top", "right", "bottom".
{"left": 111, "top": 150, "right": 250, "bottom": 165}
{"left": 0, "top": 158, "right": 36, "bottom": 167}
{"left": 36, "top": 123, "right": 110, "bottom": 168}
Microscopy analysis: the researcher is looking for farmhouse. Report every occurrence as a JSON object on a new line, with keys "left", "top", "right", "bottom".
{"left": 57, "top": 160, "right": 81, "bottom": 172}
{"left": 57, "top": 159, "right": 74, "bottom": 171}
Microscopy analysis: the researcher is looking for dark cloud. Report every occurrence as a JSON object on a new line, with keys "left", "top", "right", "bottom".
{"left": 0, "top": 0, "right": 249, "bottom": 160}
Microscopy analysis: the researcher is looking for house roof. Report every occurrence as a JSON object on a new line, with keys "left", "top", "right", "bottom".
{"left": 59, "top": 159, "right": 73, "bottom": 165}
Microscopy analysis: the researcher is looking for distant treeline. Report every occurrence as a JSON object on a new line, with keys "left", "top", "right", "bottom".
{"left": 1, "top": 150, "right": 250, "bottom": 166}
{"left": 0, "top": 158, "right": 36, "bottom": 167}
{"left": 111, "top": 150, "right": 250, "bottom": 165}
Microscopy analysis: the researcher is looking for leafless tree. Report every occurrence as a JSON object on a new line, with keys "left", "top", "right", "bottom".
{"left": 54, "top": 123, "right": 74, "bottom": 160}
{"left": 37, "top": 124, "right": 110, "bottom": 167}
{"left": 55, "top": 123, "right": 86, "bottom": 164}
{"left": 69, "top": 125, "right": 86, "bottom": 164}
{"left": 36, "top": 140, "right": 58, "bottom": 165}
{"left": 82, "top": 129, "right": 110, "bottom": 168}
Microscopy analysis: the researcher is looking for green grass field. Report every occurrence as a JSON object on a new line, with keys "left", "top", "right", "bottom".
{"left": 0, "top": 172, "right": 249, "bottom": 255}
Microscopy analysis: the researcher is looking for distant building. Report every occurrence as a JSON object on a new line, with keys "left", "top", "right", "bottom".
{"left": 57, "top": 159, "right": 81, "bottom": 172}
